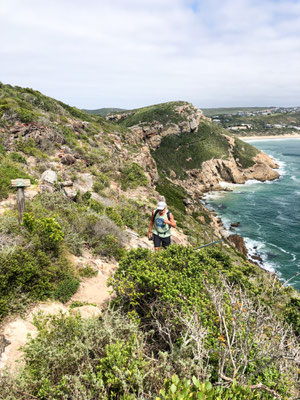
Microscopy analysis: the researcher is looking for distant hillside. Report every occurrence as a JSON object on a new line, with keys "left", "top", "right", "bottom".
{"left": 204, "top": 106, "right": 300, "bottom": 136}
{"left": 83, "top": 107, "right": 126, "bottom": 116}
{"left": 202, "top": 107, "right": 270, "bottom": 117}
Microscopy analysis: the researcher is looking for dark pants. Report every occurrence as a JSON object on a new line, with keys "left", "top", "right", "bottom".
{"left": 153, "top": 234, "right": 171, "bottom": 248}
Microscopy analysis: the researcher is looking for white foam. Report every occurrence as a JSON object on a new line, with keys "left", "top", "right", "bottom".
{"left": 275, "top": 159, "right": 287, "bottom": 175}
{"left": 268, "top": 242, "right": 297, "bottom": 261}
{"left": 241, "top": 236, "right": 286, "bottom": 274}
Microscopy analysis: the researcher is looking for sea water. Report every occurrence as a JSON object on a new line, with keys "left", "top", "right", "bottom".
{"left": 204, "top": 139, "right": 300, "bottom": 291}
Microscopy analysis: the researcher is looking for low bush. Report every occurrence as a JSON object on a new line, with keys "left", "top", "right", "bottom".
{"left": 53, "top": 274, "right": 80, "bottom": 303}
{"left": 89, "top": 198, "right": 105, "bottom": 214}
{"left": 0, "top": 310, "right": 154, "bottom": 399}
{"left": 92, "top": 173, "right": 110, "bottom": 193}
{"left": 16, "top": 107, "right": 37, "bottom": 123}
{"left": 157, "top": 375, "right": 272, "bottom": 400}
{"left": 110, "top": 246, "right": 299, "bottom": 398}
{"left": 285, "top": 297, "right": 300, "bottom": 336}
{"left": 78, "top": 265, "right": 98, "bottom": 278}
{"left": 121, "top": 162, "right": 148, "bottom": 190}
{"left": 0, "top": 160, "right": 33, "bottom": 200}
{"left": 8, "top": 151, "right": 27, "bottom": 163}
{"left": 24, "top": 192, "right": 126, "bottom": 259}
{"left": 105, "top": 206, "right": 124, "bottom": 228}
{"left": 0, "top": 248, "right": 77, "bottom": 320}
{"left": 23, "top": 213, "right": 64, "bottom": 253}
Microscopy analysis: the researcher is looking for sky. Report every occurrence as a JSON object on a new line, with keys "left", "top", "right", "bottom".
{"left": 1, "top": 0, "right": 300, "bottom": 109}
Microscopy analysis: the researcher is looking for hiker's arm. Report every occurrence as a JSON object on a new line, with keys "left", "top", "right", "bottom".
{"left": 165, "top": 213, "right": 176, "bottom": 228}
{"left": 148, "top": 211, "right": 154, "bottom": 237}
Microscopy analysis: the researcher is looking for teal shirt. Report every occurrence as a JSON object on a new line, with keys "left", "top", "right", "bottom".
{"left": 152, "top": 209, "right": 171, "bottom": 238}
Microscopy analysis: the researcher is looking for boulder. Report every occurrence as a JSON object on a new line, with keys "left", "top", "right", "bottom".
{"left": 63, "top": 187, "right": 77, "bottom": 200}
{"left": 61, "top": 154, "right": 76, "bottom": 165}
{"left": 60, "top": 181, "right": 73, "bottom": 187}
{"left": 228, "top": 234, "right": 248, "bottom": 257}
{"left": 41, "top": 169, "right": 58, "bottom": 185}
{"left": 189, "top": 118, "right": 198, "bottom": 131}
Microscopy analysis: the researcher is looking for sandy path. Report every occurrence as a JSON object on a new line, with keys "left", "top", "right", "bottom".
{"left": 0, "top": 259, "right": 115, "bottom": 372}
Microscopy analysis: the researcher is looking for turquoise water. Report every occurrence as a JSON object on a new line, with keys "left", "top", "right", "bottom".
{"left": 204, "top": 139, "right": 300, "bottom": 291}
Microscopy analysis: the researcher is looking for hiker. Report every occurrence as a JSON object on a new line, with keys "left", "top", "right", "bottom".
{"left": 148, "top": 201, "right": 176, "bottom": 250}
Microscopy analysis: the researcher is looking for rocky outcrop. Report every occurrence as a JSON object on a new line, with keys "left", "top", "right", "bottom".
{"left": 228, "top": 234, "right": 248, "bottom": 257}
{"left": 5, "top": 122, "right": 64, "bottom": 150}
{"left": 179, "top": 146, "right": 279, "bottom": 196}
{"left": 128, "top": 104, "right": 209, "bottom": 149}
{"left": 106, "top": 112, "right": 134, "bottom": 121}
{"left": 133, "top": 145, "right": 159, "bottom": 184}
{"left": 243, "top": 153, "right": 279, "bottom": 182}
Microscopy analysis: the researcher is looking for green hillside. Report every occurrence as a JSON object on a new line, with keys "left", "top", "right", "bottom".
{"left": 83, "top": 107, "right": 126, "bottom": 116}
{"left": 0, "top": 84, "right": 299, "bottom": 400}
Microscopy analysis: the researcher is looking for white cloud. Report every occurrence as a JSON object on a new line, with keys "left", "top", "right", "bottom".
{"left": 1, "top": 0, "right": 300, "bottom": 108}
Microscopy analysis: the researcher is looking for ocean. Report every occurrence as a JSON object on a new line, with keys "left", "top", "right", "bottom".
{"left": 204, "top": 138, "right": 300, "bottom": 292}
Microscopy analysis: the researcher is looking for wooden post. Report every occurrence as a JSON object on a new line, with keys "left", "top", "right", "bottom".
{"left": 204, "top": 230, "right": 207, "bottom": 244}
{"left": 11, "top": 179, "right": 31, "bottom": 224}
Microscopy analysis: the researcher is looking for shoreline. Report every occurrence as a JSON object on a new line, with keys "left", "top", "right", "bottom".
{"left": 238, "top": 133, "right": 300, "bottom": 141}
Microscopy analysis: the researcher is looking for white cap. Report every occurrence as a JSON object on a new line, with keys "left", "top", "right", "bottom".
{"left": 157, "top": 201, "right": 166, "bottom": 210}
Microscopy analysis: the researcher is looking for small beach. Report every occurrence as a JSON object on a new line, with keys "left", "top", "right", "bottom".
{"left": 238, "top": 134, "right": 300, "bottom": 141}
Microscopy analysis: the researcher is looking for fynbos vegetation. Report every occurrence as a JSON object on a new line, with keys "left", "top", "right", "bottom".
{"left": 0, "top": 83, "right": 299, "bottom": 399}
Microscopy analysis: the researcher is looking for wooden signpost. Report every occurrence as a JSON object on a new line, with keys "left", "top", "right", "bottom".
{"left": 11, "top": 179, "right": 31, "bottom": 224}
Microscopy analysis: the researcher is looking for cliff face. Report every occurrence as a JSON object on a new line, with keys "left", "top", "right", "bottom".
{"left": 182, "top": 141, "right": 279, "bottom": 195}
{"left": 123, "top": 104, "right": 209, "bottom": 149}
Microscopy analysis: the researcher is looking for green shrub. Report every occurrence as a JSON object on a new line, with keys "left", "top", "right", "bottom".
{"left": 16, "top": 107, "right": 36, "bottom": 123}
{"left": 81, "top": 190, "right": 92, "bottom": 202}
{"left": 285, "top": 297, "right": 300, "bottom": 336}
{"left": 8, "top": 151, "right": 27, "bottom": 163}
{"left": 53, "top": 274, "right": 80, "bottom": 303}
{"left": 16, "top": 138, "right": 38, "bottom": 155}
{"left": 89, "top": 198, "right": 105, "bottom": 214}
{"left": 110, "top": 246, "right": 297, "bottom": 398}
{"left": 121, "top": 162, "right": 148, "bottom": 190}
{"left": 0, "top": 310, "right": 151, "bottom": 399}
{"left": 0, "top": 248, "right": 77, "bottom": 321}
{"left": 93, "top": 234, "right": 126, "bottom": 260}
{"left": 92, "top": 173, "right": 110, "bottom": 193}
{"left": 157, "top": 375, "right": 271, "bottom": 400}
{"left": 0, "top": 160, "right": 33, "bottom": 200}
{"left": 23, "top": 213, "right": 64, "bottom": 252}
{"left": 106, "top": 206, "right": 124, "bottom": 227}
{"left": 97, "top": 336, "right": 147, "bottom": 398}
{"left": 78, "top": 265, "right": 98, "bottom": 277}
{"left": 93, "top": 180, "right": 105, "bottom": 193}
